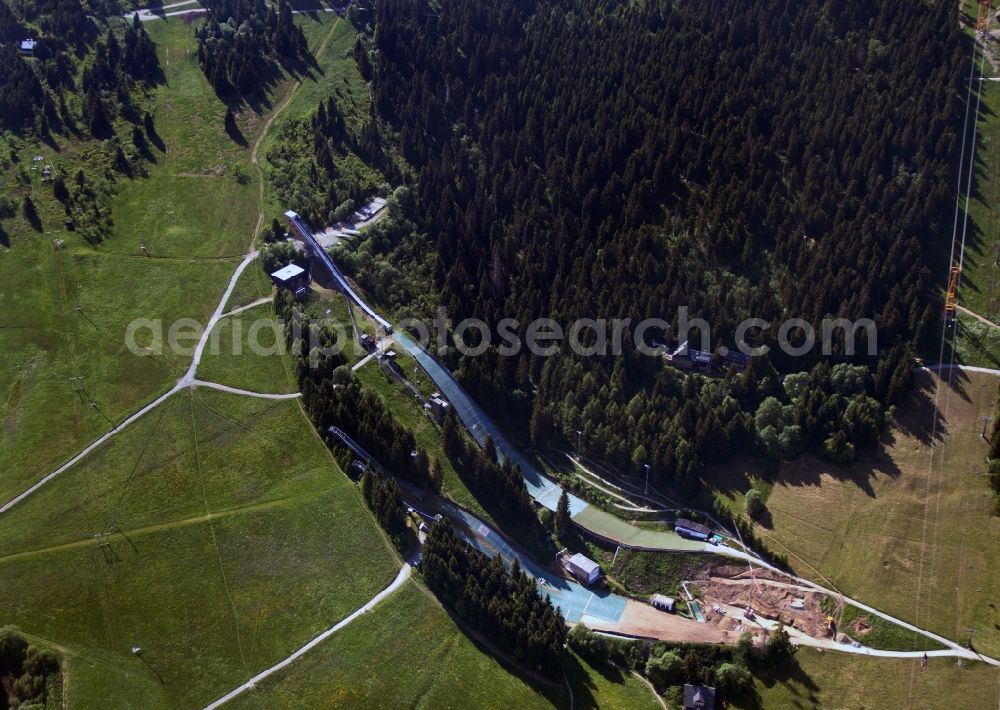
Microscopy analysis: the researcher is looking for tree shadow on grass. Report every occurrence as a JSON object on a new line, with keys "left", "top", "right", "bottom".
{"left": 223, "top": 103, "right": 248, "bottom": 147}
{"left": 219, "top": 43, "right": 323, "bottom": 115}
{"left": 143, "top": 113, "right": 166, "bottom": 153}
{"left": 889, "top": 371, "right": 947, "bottom": 445}
{"left": 750, "top": 507, "right": 775, "bottom": 530}
{"left": 703, "top": 444, "right": 901, "bottom": 507}
{"left": 287, "top": 0, "right": 334, "bottom": 23}
{"left": 772, "top": 448, "right": 904, "bottom": 499}
{"left": 747, "top": 656, "right": 819, "bottom": 709}
{"left": 953, "top": 322, "right": 1000, "bottom": 368}
{"left": 563, "top": 652, "right": 605, "bottom": 710}
{"left": 427, "top": 589, "right": 566, "bottom": 705}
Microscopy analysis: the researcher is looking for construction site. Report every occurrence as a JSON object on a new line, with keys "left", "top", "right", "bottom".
{"left": 683, "top": 564, "right": 835, "bottom": 642}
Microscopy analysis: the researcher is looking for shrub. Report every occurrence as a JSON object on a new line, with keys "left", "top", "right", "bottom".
{"left": 645, "top": 649, "right": 683, "bottom": 691}
{"left": 744, "top": 488, "right": 764, "bottom": 518}
{"left": 568, "top": 623, "right": 608, "bottom": 664}
{"left": 714, "top": 662, "right": 754, "bottom": 699}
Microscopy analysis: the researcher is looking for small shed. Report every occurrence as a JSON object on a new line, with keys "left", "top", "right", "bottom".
{"left": 567, "top": 553, "right": 601, "bottom": 585}
{"left": 19, "top": 39, "right": 37, "bottom": 56}
{"left": 674, "top": 519, "right": 712, "bottom": 541}
{"left": 650, "top": 593, "right": 676, "bottom": 613}
{"left": 683, "top": 684, "right": 716, "bottom": 710}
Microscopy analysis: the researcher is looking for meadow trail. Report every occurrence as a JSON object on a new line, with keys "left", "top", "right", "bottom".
{"left": 0, "top": 17, "right": 347, "bottom": 515}
{"left": 202, "top": 565, "right": 412, "bottom": 710}
{"left": 0, "top": 252, "right": 298, "bottom": 515}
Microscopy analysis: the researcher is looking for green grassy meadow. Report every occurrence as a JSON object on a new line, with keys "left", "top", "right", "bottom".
{"left": 0, "top": 11, "right": 344, "bottom": 504}
{"left": 564, "top": 652, "right": 662, "bottom": 710}
{"left": 949, "top": 310, "right": 1000, "bottom": 368}
{"left": 839, "top": 605, "right": 946, "bottom": 653}
{"left": 0, "top": 16, "right": 414, "bottom": 708}
{"left": 0, "top": 389, "right": 354, "bottom": 557}
{"left": 228, "top": 579, "right": 566, "bottom": 709}
{"left": 754, "top": 648, "right": 1000, "bottom": 709}
{"left": 0, "top": 18, "right": 257, "bottom": 504}
{"left": 0, "top": 388, "right": 399, "bottom": 708}
{"left": 196, "top": 304, "right": 295, "bottom": 394}
{"left": 225, "top": 262, "right": 274, "bottom": 312}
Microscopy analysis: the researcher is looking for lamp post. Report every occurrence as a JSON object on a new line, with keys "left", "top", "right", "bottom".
{"left": 576, "top": 430, "right": 582, "bottom": 457}
{"left": 644, "top": 463, "right": 651, "bottom": 495}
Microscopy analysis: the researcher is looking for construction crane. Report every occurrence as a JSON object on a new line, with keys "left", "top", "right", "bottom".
{"left": 978, "top": 0, "right": 992, "bottom": 32}
{"left": 731, "top": 522, "right": 762, "bottom": 620}
{"left": 945, "top": 265, "right": 961, "bottom": 319}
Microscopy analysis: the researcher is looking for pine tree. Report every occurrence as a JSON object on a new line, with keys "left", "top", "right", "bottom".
{"left": 360, "top": 468, "right": 373, "bottom": 503}
{"left": 555, "top": 488, "right": 571, "bottom": 538}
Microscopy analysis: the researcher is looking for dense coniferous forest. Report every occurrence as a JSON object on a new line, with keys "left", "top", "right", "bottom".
{"left": 359, "top": 468, "right": 410, "bottom": 552}
{"left": 366, "top": 0, "right": 964, "bottom": 489}
{"left": 195, "top": 0, "right": 307, "bottom": 96}
{"left": 441, "top": 411, "right": 538, "bottom": 525}
{"left": 0, "top": 46, "right": 45, "bottom": 135}
{"left": 421, "top": 520, "right": 566, "bottom": 678}
{"left": 0, "top": 1, "right": 160, "bottom": 139}
{"left": 305, "top": 365, "right": 437, "bottom": 491}
{"left": 267, "top": 97, "right": 388, "bottom": 228}
{"left": 81, "top": 20, "right": 161, "bottom": 137}
{"left": 986, "top": 388, "right": 1000, "bottom": 511}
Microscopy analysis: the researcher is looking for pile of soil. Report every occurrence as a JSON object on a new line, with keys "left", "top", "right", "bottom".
{"left": 846, "top": 616, "right": 873, "bottom": 636}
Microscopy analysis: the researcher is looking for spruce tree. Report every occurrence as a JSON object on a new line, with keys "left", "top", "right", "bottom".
{"left": 555, "top": 488, "right": 571, "bottom": 538}
{"left": 360, "top": 468, "right": 373, "bottom": 503}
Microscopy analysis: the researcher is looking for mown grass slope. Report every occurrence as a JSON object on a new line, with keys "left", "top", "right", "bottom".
{"left": 755, "top": 648, "right": 999, "bottom": 709}
{"left": 0, "top": 16, "right": 267, "bottom": 504}
{"left": 0, "top": 388, "right": 399, "bottom": 708}
{"left": 196, "top": 305, "right": 295, "bottom": 394}
{"left": 228, "top": 579, "right": 566, "bottom": 709}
